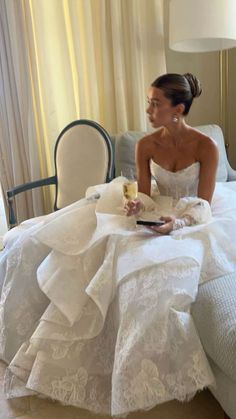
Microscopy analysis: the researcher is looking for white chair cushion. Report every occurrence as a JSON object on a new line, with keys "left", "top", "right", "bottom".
{"left": 195, "top": 124, "right": 228, "bottom": 182}
{"left": 56, "top": 125, "right": 109, "bottom": 208}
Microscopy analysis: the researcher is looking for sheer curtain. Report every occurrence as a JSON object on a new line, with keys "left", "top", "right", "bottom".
{"left": 0, "top": 0, "right": 44, "bottom": 223}
{"left": 0, "top": 0, "right": 166, "bottom": 222}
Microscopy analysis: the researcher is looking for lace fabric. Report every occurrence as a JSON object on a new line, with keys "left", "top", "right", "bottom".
{"left": 150, "top": 160, "right": 200, "bottom": 199}
{"left": 0, "top": 175, "right": 236, "bottom": 416}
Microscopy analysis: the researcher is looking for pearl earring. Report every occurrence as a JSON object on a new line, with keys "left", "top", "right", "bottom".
{"left": 173, "top": 115, "right": 178, "bottom": 123}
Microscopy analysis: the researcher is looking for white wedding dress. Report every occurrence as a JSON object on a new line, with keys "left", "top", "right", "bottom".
{"left": 1, "top": 162, "right": 236, "bottom": 417}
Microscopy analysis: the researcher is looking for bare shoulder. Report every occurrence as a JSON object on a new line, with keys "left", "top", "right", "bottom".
{"left": 136, "top": 129, "right": 162, "bottom": 155}
{"left": 191, "top": 128, "right": 219, "bottom": 160}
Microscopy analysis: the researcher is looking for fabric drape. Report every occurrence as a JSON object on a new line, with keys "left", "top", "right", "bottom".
{"left": 0, "top": 0, "right": 44, "bottom": 223}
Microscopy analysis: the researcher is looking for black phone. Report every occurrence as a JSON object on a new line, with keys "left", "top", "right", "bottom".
{"left": 136, "top": 220, "right": 165, "bottom": 227}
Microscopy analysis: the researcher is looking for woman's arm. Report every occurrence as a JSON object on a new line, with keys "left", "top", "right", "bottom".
{"left": 197, "top": 137, "right": 219, "bottom": 203}
{"left": 135, "top": 137, "right": 152, "bottom": 196}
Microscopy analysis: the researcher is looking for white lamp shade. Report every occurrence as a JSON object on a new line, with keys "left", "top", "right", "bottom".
{"left": 169, "top": 0, "right": 236, "bottom": 52}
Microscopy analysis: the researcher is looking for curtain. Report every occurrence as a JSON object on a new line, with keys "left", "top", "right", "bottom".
{"left": 0, "top": 0, "right": 166, "bottom": 222}
{"left": 0, "top": 0, "right": 44, "bottom": 223}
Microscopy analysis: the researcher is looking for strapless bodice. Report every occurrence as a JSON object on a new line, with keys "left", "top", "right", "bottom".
{"left": 150, "top": 160, "right": 200, "bottom": 199}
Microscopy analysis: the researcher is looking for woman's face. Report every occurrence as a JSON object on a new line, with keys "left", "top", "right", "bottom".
{"left": 146, "top": 87, "right": 176, "bottom": 128}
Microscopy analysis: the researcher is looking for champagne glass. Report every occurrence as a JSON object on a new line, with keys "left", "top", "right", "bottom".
{"left": 121, "top": 168, "right": 138, "bottom": 201}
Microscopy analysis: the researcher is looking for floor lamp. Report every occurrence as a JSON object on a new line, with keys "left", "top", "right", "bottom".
{"left": 169, "top": 0, "right": 236, "bottom": 150}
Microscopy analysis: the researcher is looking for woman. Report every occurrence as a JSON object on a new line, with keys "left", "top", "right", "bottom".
{"left": 0, "top": 73, "right": 236, "bottom": 417}
{"left": 125, "top": 73, "right": 218, "bottom": 230}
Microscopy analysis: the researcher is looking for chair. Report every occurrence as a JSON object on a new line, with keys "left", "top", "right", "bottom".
{"left": 7, "top": 119, "right": 114, "bottom": 228}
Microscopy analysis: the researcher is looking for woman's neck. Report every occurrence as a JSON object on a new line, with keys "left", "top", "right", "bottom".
{"left": 163, "top": 120, "right": 190, "bottom": 147}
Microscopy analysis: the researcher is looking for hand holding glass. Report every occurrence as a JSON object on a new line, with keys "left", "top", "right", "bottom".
{"left": 121, "top": 168, "right": 137, "bottom": 200}
{"left": 121, "top": 169, "right": 141, "bottom": 216}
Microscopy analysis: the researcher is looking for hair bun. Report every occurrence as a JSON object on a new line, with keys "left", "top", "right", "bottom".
{"left": 183, "top": 73, "right": 202, "bottom": 98}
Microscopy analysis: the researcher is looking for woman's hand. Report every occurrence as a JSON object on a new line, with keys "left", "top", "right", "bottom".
{"left": 124, "top": 198, "right": 143, "bottom": 216}
{"left": 150, "top": 216, "right": 175, "bottom": 235}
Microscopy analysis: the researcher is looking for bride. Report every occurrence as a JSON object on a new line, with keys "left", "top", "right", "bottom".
{"left": 1, "top": 72, "right": 236, "bottom": 417}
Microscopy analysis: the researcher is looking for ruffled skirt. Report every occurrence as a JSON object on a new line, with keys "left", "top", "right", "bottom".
{"left": 0, "top": 180, "right": 236, "bottom": 416}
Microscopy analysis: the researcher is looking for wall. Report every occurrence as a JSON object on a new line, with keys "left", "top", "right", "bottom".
{"left": 163, "top": 1, "right": 236, "bottom": 169}
{"left": 163, "top": 1, "right": 221, "bottom": 128}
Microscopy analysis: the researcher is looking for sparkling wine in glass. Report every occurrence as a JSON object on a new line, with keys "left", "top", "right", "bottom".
{"left": 121, "top": 168, "right": 137, "bottom": 200}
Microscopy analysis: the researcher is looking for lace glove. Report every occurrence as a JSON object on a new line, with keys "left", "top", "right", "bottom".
{"left": 172, "top": 198, "right": 212, "bottom": 231}
{"left": 174, "top": 197, "right": 212, "bottom": 227}
{"left": 172, "top": 215, "right": 194, "bottom": 230}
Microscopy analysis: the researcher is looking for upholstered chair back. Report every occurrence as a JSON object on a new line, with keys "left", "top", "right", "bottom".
{"left": 55, "top": 120, "right": 114, "bottom": 209}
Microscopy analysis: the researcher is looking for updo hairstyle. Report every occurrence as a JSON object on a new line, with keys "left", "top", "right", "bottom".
{"left": 151, "top": 73, "right": 202, "bottom": 115}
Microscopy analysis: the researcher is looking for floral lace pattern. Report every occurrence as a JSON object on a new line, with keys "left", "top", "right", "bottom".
{"left": 51, "top": 368, "right": 88, "bottom": 404}
{"left": 1, "top": 178, "right": 236, "bottom": 416}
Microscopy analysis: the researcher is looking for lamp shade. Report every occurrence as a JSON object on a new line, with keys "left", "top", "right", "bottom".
{"left": 169, "top": 0, "right": 236, "bottom": 52}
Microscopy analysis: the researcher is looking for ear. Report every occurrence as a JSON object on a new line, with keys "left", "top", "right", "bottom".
{"left": 175, "top": 103, "right": 185, "bottom": 116}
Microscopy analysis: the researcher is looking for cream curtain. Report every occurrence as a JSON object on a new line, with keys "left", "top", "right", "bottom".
{"left": 0, "top": 0, "right": 44, "bottom": 223}
{"left": 0, "top": 0, "right": 166, "bottom": 221}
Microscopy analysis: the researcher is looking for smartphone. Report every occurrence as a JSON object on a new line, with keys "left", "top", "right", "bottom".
{"left": 136, "top": 220, "right": 165, "bottom": 227}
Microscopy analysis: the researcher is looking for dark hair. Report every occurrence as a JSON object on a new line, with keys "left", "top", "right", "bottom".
{"left": 151, "top": 73, "right": 202, "bottom": 115}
